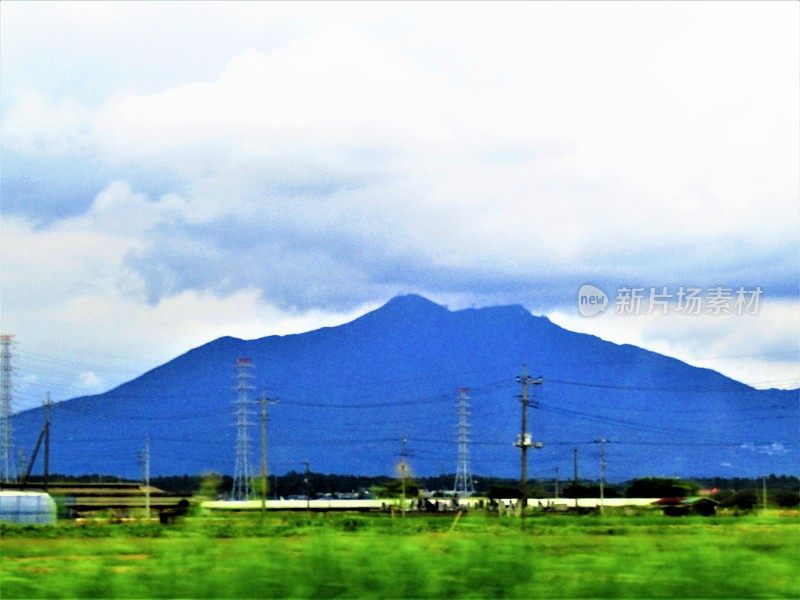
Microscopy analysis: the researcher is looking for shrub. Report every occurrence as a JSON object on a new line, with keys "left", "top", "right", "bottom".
{"left": 773, "top": 490, "right": 800, "bottom": 508}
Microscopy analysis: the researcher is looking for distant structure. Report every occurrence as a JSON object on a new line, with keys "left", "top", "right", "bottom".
{"left": 397, "top": 437, "right": 410, "bottom": 517}
{"left": 453, "top": 387, "right": 474, "bottom": 496}
{"left": 1, "top": 335, "right": 15, "bottom": 483}
{"left": 231, "top": 358, "right": 255, "bottom": 500}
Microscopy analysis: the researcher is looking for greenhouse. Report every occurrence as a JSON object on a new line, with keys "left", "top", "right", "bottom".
{"left": 0, "top": 491, "right": 57, "bottom": 525}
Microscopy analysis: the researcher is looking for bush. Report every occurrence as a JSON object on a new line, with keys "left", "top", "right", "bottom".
{"left": 197, "top": 472, "right": 222, "bottom": 499}
{"left": 720, "top": 490, "right": 758, "bottom": 510}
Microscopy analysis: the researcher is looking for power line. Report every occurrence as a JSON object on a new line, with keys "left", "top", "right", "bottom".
{"left": 10, "top": 363, "right": 797, "bottom": 420}
{"left": 16, "top": 369, "right": 796, "bottom": 416}
{"left": 545, "top": 377, "right": 797, "bottom": 393}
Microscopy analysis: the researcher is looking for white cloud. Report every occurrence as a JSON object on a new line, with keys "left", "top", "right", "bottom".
{"left": 1, "top": 89, "right": 91, "bottom": 155}
{"left": 58, "top": 25, "right": 794, "bottom": 302}
{"left": 87, "top": 180, "right": 188, "bottom": 233}
{"left": 548, "top": 297, "right": 800, "bottom": 389}
{"left": 739, "top": 442, "right": 789, "bottom": 456}
{"left": 88, "top": 28, "right": 456, "bottom": 199}
{"left": 78, "top": 371, "right": 103, "bottom": 390}
{"left": 6, "top": 9, "right": 797, "bottom": 248}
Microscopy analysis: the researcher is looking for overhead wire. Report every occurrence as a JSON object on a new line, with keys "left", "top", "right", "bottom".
{"left": 9, "top": 346, "right": 796, "bottom": 478}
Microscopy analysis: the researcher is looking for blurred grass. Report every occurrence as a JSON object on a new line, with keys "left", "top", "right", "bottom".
{"left": 1, "top": 512, "right": 798, "bottom": 599}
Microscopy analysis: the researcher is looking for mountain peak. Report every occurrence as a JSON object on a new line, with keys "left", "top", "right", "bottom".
{"left": 381, "top": 293, "right": 447, "bottom": 313}
{"left": 348, "top": 293, "right": 448, "bottom": 329}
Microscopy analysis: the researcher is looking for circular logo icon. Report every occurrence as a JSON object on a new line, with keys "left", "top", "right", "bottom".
{"left": 577, "top": 284, "right": 608, "bottom": 317}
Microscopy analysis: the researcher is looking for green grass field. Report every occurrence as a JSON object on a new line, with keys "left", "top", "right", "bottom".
{"left": 2, "top": 512, "right": 798, "bottom": 599}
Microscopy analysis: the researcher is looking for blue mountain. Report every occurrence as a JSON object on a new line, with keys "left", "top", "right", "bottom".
{"left": 11, "top": 294, "right": 798, "bottom": 480}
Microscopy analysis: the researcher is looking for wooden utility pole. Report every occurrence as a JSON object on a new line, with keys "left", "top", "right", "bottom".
{"left": 573, "top": 447, "right": 579, "bottom": 509}
{"left": 143, "top": 437, "right": 150, "bottom": 521}
{"left": 596, "top": 438, "right": 607, "bottom": 515}
{"left": 554, "top": 466, "right": 560, "bottom": 500}
{"left": 259, "top": 389, "right": 278, "bottom": 516}
{"left": 398, "top": 437, "right": 409, "bottom": 518}
{"left": 303, "top": 460, "right": 311, "bottom": 511}
{"left": 515, "top": 367, "right": 542, "bottom": 516}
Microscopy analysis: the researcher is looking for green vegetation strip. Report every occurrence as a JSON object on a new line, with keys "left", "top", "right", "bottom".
{"left": 2, "top": 513, "right": 798, "bottom": 599}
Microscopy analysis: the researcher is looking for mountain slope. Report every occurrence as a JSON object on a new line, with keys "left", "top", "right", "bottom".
{"left": 11, "top": 294, "right": 798, "bottom": 480}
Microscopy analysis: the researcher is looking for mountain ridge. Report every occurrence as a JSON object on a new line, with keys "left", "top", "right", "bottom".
{"left": 11, "top": 294, "right": 798, "bottom": 479}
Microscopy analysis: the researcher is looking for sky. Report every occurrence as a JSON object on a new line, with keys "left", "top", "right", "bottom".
{"left": 1, "top": 1, "right": 798, "bottom": 411}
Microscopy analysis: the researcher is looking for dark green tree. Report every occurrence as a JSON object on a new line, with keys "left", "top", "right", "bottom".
{"left": 773, "top": 490, "right": 800, "bottom": 508}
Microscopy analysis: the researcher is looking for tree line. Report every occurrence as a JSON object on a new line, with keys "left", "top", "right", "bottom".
{"left": 22, "top": 472, "right": 799, "bottom": 508}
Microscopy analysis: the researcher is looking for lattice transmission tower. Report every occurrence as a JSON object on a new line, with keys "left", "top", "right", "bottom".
{"left": 1, "top": 334, "right": 16, "bottom": 483}
{"left": 232, "top": 358, "right": 255, "bottom": 500}
{"left": 453, "top": 387, "right": 474, "bottom": 496}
